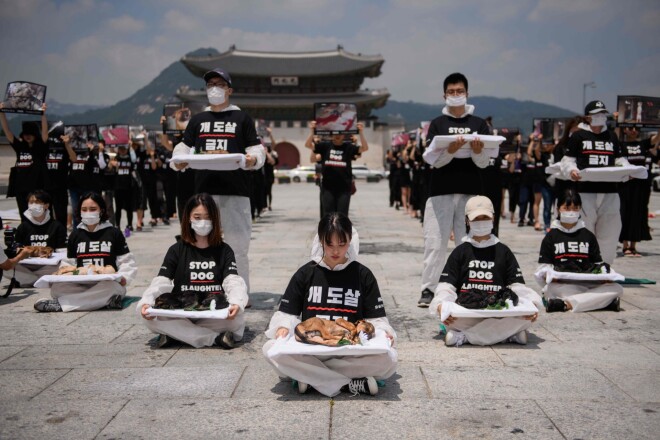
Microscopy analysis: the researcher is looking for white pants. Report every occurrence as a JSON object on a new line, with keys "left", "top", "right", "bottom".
{"left": 212, "top": 195, "right": 251, "bottom": 292}
{"left": 51, "top": 281, "right": 125, "bottom": 312}
{"left": 421, "top": 194, "right": 470, "bottom": 292}
{"left": 144, "top": 314, "right": 245, "bottom": 348}
{"left": 262, "top": 339, "right": 398, "bottom": 397}
{"left": 3, "top": 264, "right": 54, "bottom": 287}
{"left": 580, "top": 193, "right": 620, "bottom": 264}
{"left": 544, "top": 282, "right": 623, "bottom": 312}
{"left": 448, "top": 317, "right": 533, "bottom": 346}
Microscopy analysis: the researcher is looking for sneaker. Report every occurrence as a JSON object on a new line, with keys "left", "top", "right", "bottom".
{"left": 517, "top": 220, "right": 524, "bottom": 227}
{"left": 163, "top": 219, "right": 170, "bottom": 226}
{"left": 215, "top": 331, "right": 236, "bottom": 349}
{"left": 545, "top": 298, "right": 567, "bottom": 313}
{"left": 604, "top": 297, "right": 621, "bottom": 312}
{"left": 509, "top": 330, "right": 528, "bottom": 345}
{"left": 293, "top": 380, "right": 309, "bottom": 394}
{"left": 526, "top": 220, "right": 534, "bottom": 227}
{"left": 155, "top": 334, "right": 172, "bottom": 349}
{"left": 344, "top": 377, "right": 378, "bottom": 396}
{"left": 445, "top": 330, "right": 466, "bottom": 347}
{"left": 34, "top": 299, "right": 62, "bottom": 312}
{"left": 123, "top": 227, "right": 131, "bottom": 238}
{"left": 417, "top": 289, "right": 434, "bottom": 308}
{"left": 106, "top": 294, "right": 123, "bottom": 310}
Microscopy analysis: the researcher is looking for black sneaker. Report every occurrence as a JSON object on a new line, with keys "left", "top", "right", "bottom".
{"left": 106, "top": 294, "right": 123, "bottom": 310}
{"left": 215, "top": 331, "right": 237, "bottom": 349}
{"left": 417, "top": 289, "right": 434, "bottom": 308}
{"left": 545, "top": 298, "right": 567, "bottom": 313}
{"left": 155, "top": 334, "right": 173, "bottom": 349}
{"left": 604, "top": 297, "right": 621, "bottom": 312}
{"left": 517, "top": 220, "right": 524, "bottom": 227}
{"left": 343, "top": 377, "right": 378, "bottom": 396}
{"left": 526, "top": 220, "right": 534, "bottom": 227}
{"left": 34, "top": 299, "right": 62, "bottom": 312}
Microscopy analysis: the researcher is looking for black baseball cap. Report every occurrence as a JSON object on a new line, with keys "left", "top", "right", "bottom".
{"left": 584, "top": 100, "right": 608, "bottom": 115}
{"left": 203, "top": 68, "right": 232, "bottom": 87}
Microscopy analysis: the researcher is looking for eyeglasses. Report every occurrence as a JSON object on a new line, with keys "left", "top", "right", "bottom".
{"left": 206, "top": 82, "right": 229, "bottom": 89}
{"left": 445, "top": 89, "right": 466, "bottom": 96}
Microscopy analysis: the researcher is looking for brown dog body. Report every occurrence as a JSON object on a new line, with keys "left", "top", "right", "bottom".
{"left": 21, "top": 246, "right": 54, "bottom": 258}
{"left": 295, "top": 317, "right": 375, "bottom": 346}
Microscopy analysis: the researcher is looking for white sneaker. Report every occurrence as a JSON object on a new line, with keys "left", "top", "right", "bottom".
{"left": 297, "top": 381, "right": 308, "bottom": 394}
{"left": 445, "top": 330, "right": 466, "bottom": 347}
{"left": 509, "top": 330, "right": 528, "bottom": 345}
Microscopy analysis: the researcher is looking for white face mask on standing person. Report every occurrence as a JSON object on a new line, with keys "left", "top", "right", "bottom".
{"left": 590, "top": 114, "right": 608, "bottom": 127}
{"left": 445, "top": 94, "right": 467, "bottom": 108}
{"left": 81, "top": 212, "right": 100, "bottom": 226}
{"left": 207, "top": 87, "right": 226, "bottom": 106}
{"left": 191, "top": 219, "right": 213, "bottom": 237}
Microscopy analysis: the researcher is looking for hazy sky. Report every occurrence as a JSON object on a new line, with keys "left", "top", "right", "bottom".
{"left": 1, "top": 0, "right": 658, "bottom": 113}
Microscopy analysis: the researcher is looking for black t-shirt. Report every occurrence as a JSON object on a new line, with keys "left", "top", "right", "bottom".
{"left": 566, "top": 128, "right": 621, "bottom": 193}
{"left": 87, "top": 151, "right": 108, "bottom": 193}
{"left": 11, "top": 138, "right": 48, "bottom": 191}
{"left": 441, "top": 242, "right": 525, "bottom": 296}
{"left": 279, "top": 261, "right": 387, "bottom": 322}
{"left": 114, "top": 153, "right": 135, "bottom": 190}
{"left": 67, "top": 225, "right": 130, "bottom": 269}
{"left": 182, "top": 109, "right": 260, "bottom": 197}
{"left": 15, "top": 218, "right": 67, "bottom": 248}
{"left": 137, "top": 150, "right": 158, "bottom": 184}
{"left": 157, "top": 241, "right": 238, "bottom": 299}
{"left": 45, "top": 143, "right": 70, "bottom": 190}
{"left": 621, "top": 138, "right": 653, "bottom": 182}
{"left": 68, "top": 146, "right": 91, "bottom": 189}
{"left": 426, "top": 114, "right": 490, "bottom": 196}
{"left": 314, "top": 141, "right": 360, "bottom": 193}
{"left": 538, "top": 227, "right": 602, "bottom": 266}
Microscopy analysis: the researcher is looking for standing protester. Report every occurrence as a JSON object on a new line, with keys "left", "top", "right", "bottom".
{"left": 0, "top": 103, "right": 49, "bottom": 221}
{"left": 156, "top": 137, "right": 175, "bottom": 224}
{"left": 45, "top": 125, "right": 70, "bottom": 225}
{"left": 262, "top": 128, "right": 278, "bottom": 212}
{"left": 618, "top": 127, "right": 659, "bottom": 256}
{"left": 304, "top": 121, "right": 368, "bottom": 217}
{"left": 158, "top": 118, "right": 190, "bottom": 221}
{"left": 517, "top": 145, "right": 536, "bottom": 227}
{"left": 399, "top": 141, "right": 414, "bottom": 215}
{"left": 418, "top": 72, "right": 490, "bottom": 307}
{"left": 137, "top": 135, "right": 163, "bottom": 228}
{"left": 560, "top": 100, "right": 630, "bottom": 264}
{"left": 551, "top": 116, "right": 581, "bottom": 200}
{"left": 99, "top": 140, "right": 117, "bottom": 226}
{"left": 386, "top": 149, "right": 401, "bottom": 210}
{"left": 62, "top": 133, "right": 107, "bottom": 228}
{"left": 109, "top": 144, "right": 137, "bottom": 231}
{"left": 528, "top": 135, "right": 554, "bottom": 232}
{"left": 171, "top": 68, "right": 265, "bottom": 294}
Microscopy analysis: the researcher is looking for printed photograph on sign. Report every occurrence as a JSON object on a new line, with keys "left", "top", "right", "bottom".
{"left": 129, "top": 125, "right": 145, "bottom": 141}
{"left": 1, "top": 81, "right": 47, "bottom": 114}
{"left": 498, "top": 127, "right": 520, "bottom": 155}
{"left": 99, "top": 124, "right": 130, "bottom": 146}
{"left": 420, "top": 121, "right": 431, "bottom": 142}
{"left": 313, "top": 102, "right": 358, "bottom": 135}
{"left": 23, "top": 120, "right": 65, "bottom": 145}
{"left": 532, "top": 118, "right": 553, "bottom": 143}
{"left": 256, "top": 119, "right": 271, "bottom": 142}
{"left": 552, "top": 118, "right": 572, "bottom": 141}
{"left": 616, "top": 95, "right": 660, "bottom": 128}
{"left": 87, "top": 124, "right": 99, "bottom": 145}
{"left": 163, "top": 103, "right": 191, "bottom": 134}
{"left": 65, "top": 125, "right": 95, "bottom": 151}
{"left": 149, "top": 130, "right": 164, "bottom": 149}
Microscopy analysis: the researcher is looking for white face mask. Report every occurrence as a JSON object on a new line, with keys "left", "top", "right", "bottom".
{"left": 445, "top": 94, "right": 467, "bottom": 107}
{"left": 191, "top": 219, "right": 213, "bottom": 237}
{"left": 560, "top": 211, "right": 580, "bottom": 224}
{"left": 590, "top": 114, "right": 608, "bottom": 127}
{"left": 81, "top": 212, "right": 100, "bottom": 226}
{"left": 28, "top": 203, "right": 45, "bottom": 217}
{"left": 207, "top": 87, "right": 226, "bottom": 106}
{"left": 469, "top": 219, "right": 493, "bottom": 236}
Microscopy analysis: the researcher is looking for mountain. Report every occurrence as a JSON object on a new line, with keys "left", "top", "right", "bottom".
{"left": 4, "top": 47, "right": 575, "bottom": 136}
{"left": 373, "top": 98, "right": 576, "bottom": 133}
{"left": 46, "top": 100, "right": 103, "bottom": 116}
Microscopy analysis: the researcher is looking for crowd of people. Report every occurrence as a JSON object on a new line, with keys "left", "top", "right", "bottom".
{"left": 1, "top": 68, "right": 657, "bottom": 398}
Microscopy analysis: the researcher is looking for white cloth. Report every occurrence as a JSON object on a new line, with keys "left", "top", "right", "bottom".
{"left": 580, "top": 193, "right": 621, "bottom": 264}
{"left": 548, "top": 161, "right": 646, "bottom": 181}
{"left": 263, "top": 338, "right": 397, "bottom": 397}
{"left": 170, "top": 153, "right": 246, "bottom": 171}
{"left": 51, "top": 280, "right": 126, "bottom": 312}
{"left": 212, "top": 195, "right": 252, "bottom": 293}
{"left": 145, "top": 314, "right": 245, "bottom": 348}
{"left": 421, "top": 194, "right": 470, "bottom": 292}
{"left": 544, "top": 281, "right": 623, "bottom": 313}
{"left": 423, "top": 134, "right": 504, "bottom": 164}
{"left": 4, "top": 264, "right": 55, "bottom": 287}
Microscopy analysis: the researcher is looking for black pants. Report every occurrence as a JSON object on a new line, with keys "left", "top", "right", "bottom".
{"left": 177, "top": 171, "right": 195, "bottom": 221}
{"left": 50, "top": 188, "right": 68, "bottom": 226}
{"left": 16, "top": 191, "right": 29, "bottom": 222}
{"left": 144, "top": 179, "right": 162, "bottom": 219}
{"left": 162, "top": 171, "right": 177, "bottom": 219}
{"left": 115, "top": 189, "right": 134, "bottom": 227}
{"left": 321, "top": 189, "right": 351, "bottom": 217}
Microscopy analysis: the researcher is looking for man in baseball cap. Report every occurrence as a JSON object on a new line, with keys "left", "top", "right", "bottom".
{"left": 584, "top": 100, "right": 608, "bottom": 116}
{"left": 203, "top": 68, "right": 232, "bottom": 88}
